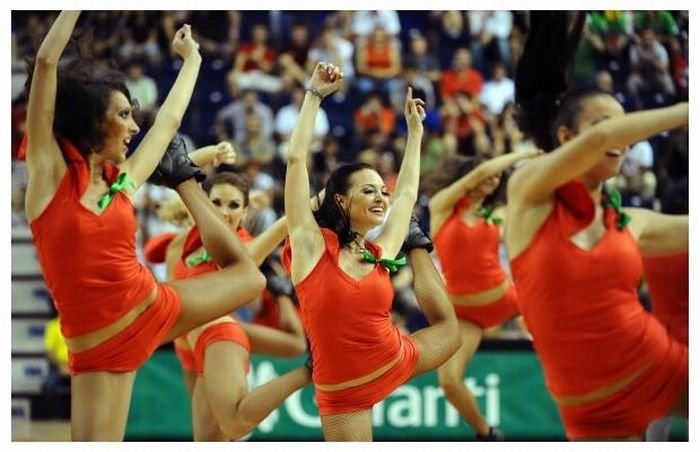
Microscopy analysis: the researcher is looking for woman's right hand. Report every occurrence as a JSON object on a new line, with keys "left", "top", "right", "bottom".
{"left": 309, "top": 62, "right": 343, "bottom": 98}
{"left": 172, "top": 24, "right": 200, "bottom": 60}
{"left": 404, "top": 86, "right": 426, "bottom": 135}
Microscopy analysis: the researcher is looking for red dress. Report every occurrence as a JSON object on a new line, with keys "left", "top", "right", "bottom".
{"left": 172, "top": 225, "right": 253, "bottom": 375}
{"left": 510, "top": 181, "right": 687, "bottom": 439}
{"left": 433, "top": 197, "right": 518, "bottom": 328}
{"left": 284, "top": 228, "right": 419, "bottom": 415}
{"left": 29, "top": 135, "right": 179, "bottom": 375}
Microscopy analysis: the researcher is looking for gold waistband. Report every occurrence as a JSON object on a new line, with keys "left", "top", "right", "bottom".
{"left": 314, "top": 345, "right": 404, "bottom": 392}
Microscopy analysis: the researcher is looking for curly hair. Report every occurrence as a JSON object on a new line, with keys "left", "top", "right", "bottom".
{"left": 24, "top": 28, "right": 134, "bottom": 156}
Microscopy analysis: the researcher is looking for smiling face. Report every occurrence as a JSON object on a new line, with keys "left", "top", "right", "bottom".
{"left": 472, "top": 173, "right": 502, "bottom": 199}
{"left": 335, "top": 168, "right": 389, "bottom": 235}
{"left": 209, "top": 183, "right": 248, "bottom": 230}
{"left": 558, "top": 94, "right": 627, "bottom": 183}
{"left": 99, "top": 90, "right": 140, "bottom": 163}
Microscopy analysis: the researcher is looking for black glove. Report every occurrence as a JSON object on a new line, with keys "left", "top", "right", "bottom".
{"left": 266, "top": 275, "right": 295, "bottom": 299}
{"left": 148, "top": 134, "right": 206, "bottom": 188}
{"left": 401, "top": 215, "right": 433, "bottom": 253}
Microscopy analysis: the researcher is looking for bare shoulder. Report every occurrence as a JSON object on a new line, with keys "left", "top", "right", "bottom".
{"left": 24, "top": 141, "right": 68, "bottom": 222}
{"left": 504, "top": 197, "right": 554, "bottom": 261}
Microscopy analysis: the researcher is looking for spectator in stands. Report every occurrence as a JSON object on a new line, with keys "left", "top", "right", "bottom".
{"left": 308, "top": 25, "right": 355, "bottom": 93}
{"left": 627, "top": 28, "right": 676, "bottom": 109}
{"left": 355, "top": 25, "right": 403, "bottom": 96}
{"left": 440, "top": 47, "right": 484, "bottom": 101}
{"left": 118, "top": 11, "right": 163, "bottom": 67}
{"left": 389, "top": 62, "right": 435, "bottom": 112}
{"left": 403, "top": 29, "right": 442, "bottom": 83}
{"left": 187, "top": 11, "right": 240, "bottom": 61}
{"left": 609, "top": 140, "right": 657, "bottom": 207}
{"left": 278, "top": 20, "right": 313, "bottom": 89}
{"left": 437, "top": 11, "right": 470, "bottom": 69}
{"left": 215, "top": 89, "right": 274, "bottom": 144}
{"left": 350, "top": 10, "right": 401, "bottom": 38}
{"left": 227, "top": 23, "right": 282, "bottom": 95}
{"left": 584, "top": 11, "right": 633, "bottom": 89}
{"left": 439, "top": 91, "right": 486, "bottom": 154}
{"left": 235, "top": 110, "right": 277, "bottom": 167}
{"left": 354, "top": 91, "right": 396, "bottom": 148}
{"left": 467, "top": 11, "right": 513, "bottom": 72}
{"left": 275, "top": 85, "right": 330, "bottom": 159}
{"left": 124, "top": 58, "right": 158, "bottom": 114}
{"left": 634, "top": 11, "right": 680, "bottom": 55}
{"left": 656, "top": 126, "right": 688, "bottom": 215}
{"left": 480, "top": 61, "right": 514, "bottom": 117}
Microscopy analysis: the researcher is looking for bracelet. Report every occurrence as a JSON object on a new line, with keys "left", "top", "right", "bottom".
{"left": 307, "top": 88, "right": 324, "bottom": 101}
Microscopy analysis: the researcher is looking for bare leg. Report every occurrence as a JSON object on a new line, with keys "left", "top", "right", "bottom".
{"left": 202, "top": 341, "right": 311, "bottom": 439}
{"left": 321, "top": 409, "right": 373, "bottom": 441}
{"left": 437, "top": 320, "right": 490, "bottom": 437}
{"left": 174, "top": 179, "right": 253, "bottom": 267}
{"left": 70, "top": 371, "right": 136, "bottom": 441}
{"left": 192, "top": 377, "right": 228, "bottom": 441}
{"left": 406, "top": 249, "right": 460, "bottom": 376}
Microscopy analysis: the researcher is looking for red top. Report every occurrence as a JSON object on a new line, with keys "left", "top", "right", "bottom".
{"left": 364, "top": 42, "right": 392, "bottom": 69}
{"left": 284, "top": 228, "right": 402, "bottom": 385}
{"left": 29, "top": 136, "right": 156, "bottom": 337}
{"left": 174, "top": 225, "right": 253, "bottom": 279}
{"left": 254, "top": 289, "right": 282, "bottom": 329}
{"left": 643, "top": 252, "right": 688, "bottom": 345}
{"left": 144, "top": 232, "right": 178, "bottom": 264}
{"left": 439, "top": 68, "right": 484, "bottom": 99}
{"left": 510, "top": 181, "right": 674, "bottom": 397}
{"left": 433, "top": 197, "right": 507, "bottom": 295}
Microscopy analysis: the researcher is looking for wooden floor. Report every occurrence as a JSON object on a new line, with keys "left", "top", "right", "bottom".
{"left": 12, "top": 420, "right": 71, "bottom": 441}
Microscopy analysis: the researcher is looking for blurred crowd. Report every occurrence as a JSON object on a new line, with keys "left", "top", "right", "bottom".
{"left": 11, "top": 10, "right": 689, "bottom": 337}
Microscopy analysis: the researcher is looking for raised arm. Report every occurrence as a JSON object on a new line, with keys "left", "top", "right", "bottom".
{"left": 121, "top": 24, "right": 202, "bottom": 188}
{"left": 510, "top": 103, "right": 688, "bottom": 204}
{"left": 375, "top": 87, "right": 425, "bottom": 259}
{"left": 627, "top": 208, "right": 688, "bottom": 257}
{"left": 24, "top": 11, "right": 81, "bottom": 220}
{"left": 284, "top": 62, "right": 342, "bottom": 283}
{"left": 247, "top": 191, "right": 324, "bottom": 266}
{"left": 429, "top": 149, "right": 540, "bottom": 219}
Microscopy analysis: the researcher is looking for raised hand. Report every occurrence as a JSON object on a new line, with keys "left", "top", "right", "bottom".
{"left": 213, "top": 141, "right": 237, "bottom": 167}
{"left": 172, "top": 24, "right": 200, "bottom": 60}
{"left": 309, "top": 62, "right": 343, "bottom": 98}
{"left": 404, "top": 86, "right": 426, "bottom": 135}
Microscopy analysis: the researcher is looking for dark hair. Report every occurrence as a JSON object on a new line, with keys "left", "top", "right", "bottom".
{"left": 202, "top": 170, "right": 251, "bottom": 207}
{"left": 24, "top": 28, "right": 134, "bottom": 156}
{"left": 422, "top": 154, "right": 507, "bottom": 207}
{"left": 314, "top": 162, "right": 376, "bottom": 246}
{"left": 514, "top": 11, "right": 601, "bottom": 152}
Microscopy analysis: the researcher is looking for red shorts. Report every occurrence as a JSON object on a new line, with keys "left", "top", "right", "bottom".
{"left": 558, "top": 339, "right": 688, "bottom": 439}
{"left": 174, "top": 341, "right": 196, "bottom": 373}
{"left": 68, "top": 284, "right": 181, "bottom": 376}
{"left": 314, "top": 335, "right": 419, "bottom": 416}
{"left": 452, "top": 284, "right": 519, "bottom": 329}
{"left": 174, "top": 321, "right": 251, "bottom": 375}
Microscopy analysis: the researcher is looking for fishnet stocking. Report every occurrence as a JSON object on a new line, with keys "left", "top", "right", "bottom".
{"left": 321, "top": 409, "right": 373, "bottom": 441}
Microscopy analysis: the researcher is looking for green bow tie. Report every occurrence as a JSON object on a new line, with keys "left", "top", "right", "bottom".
{"left": 186, "top": 250, "right": 213, "bottom": 267}
{"left": 359, "top": 248, "right": 407, "bottom": 273}
{"left": 605, "top": 189, "right": 631, "bottom": 230}
{"left": 97, "top": 173, "right": 136, "bottom": 211}
{"left": 477, "top": 206, "right": 503, "bottom": 225}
